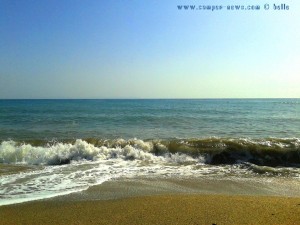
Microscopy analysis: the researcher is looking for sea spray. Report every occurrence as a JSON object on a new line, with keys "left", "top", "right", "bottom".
{"left": 1, "top": 138, "right": 299, "bottom": 167}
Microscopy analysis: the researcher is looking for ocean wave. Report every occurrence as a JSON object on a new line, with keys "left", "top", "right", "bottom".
{"left": 1, "top": 137, "right": 300, "bottom": 206}
{"left": 1, "top": 137, "right": 299, "bottom": 167}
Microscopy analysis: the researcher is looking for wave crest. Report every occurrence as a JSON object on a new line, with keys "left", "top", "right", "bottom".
{"left": 1, "top": 137, "right": 300, "bottom": 167}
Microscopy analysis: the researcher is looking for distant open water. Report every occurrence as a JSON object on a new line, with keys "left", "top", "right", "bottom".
{"left": 0, "top": 99, "right": 300, "bottom": 205}
{"left": 1, "top": 99, "right": 300, "bottom": 140}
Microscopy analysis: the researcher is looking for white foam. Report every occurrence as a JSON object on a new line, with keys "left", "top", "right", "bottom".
{"left": 1, "top": 139, "right": 300, "bottom": 206}
{"left": 0, "top": 156, "right": 223, "bottom": 206}
{"left": 0, "top": 140, "right": 159, "bottom": 165}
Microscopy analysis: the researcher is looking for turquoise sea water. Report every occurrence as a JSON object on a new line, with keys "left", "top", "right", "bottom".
{"left": 0, "top": 99, "right": 300, "bottom": 206}
{"left": 1, "top": 99, "right": 299, "bottom": 140}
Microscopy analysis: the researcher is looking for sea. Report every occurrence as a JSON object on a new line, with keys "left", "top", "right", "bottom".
{"left": 0, "top": 99, "right": 300, "bottom": 205}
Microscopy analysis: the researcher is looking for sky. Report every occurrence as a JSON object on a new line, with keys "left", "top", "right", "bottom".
{"left": 0, "top": 0, "right": 299, "bottom": 99}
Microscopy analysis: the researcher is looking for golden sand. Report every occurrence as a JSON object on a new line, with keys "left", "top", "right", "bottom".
{"left": 1, "top": 194, "right": 300, "bottom": 225}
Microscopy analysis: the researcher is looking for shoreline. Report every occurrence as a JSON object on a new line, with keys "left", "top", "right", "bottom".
{"left": 48, "top": 176, "right": 300, "bottom": 202}
{"left": 1, "top": 177, "right": 300, "bottom": 224}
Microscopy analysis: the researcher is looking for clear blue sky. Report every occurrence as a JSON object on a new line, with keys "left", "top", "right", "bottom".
{"left": 0, "top": 0, "right": 299, "bottom": 98}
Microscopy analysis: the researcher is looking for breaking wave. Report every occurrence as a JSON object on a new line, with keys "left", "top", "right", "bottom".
{"left": 1, "top": 137, "right": 299, "bottom": 167}
{"left": 1, "top": 137, "right": 300, "bottom": 206}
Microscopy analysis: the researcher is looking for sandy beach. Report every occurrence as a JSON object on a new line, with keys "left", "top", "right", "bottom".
{"left": 1, "top": 194, "right": 300, "bottom": 225}
{"left": 1, "top": 178, "right": 300, "bottom": 225}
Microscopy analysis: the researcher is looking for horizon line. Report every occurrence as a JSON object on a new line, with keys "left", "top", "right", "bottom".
{"left": 0, "top": 97, "right": 299, "bottom": 100}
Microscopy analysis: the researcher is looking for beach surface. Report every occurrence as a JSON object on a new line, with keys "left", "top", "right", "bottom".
{"left": 1, "top": 178, "right": 300, "bottom": 225}
{"left": 1, "top": 194, "right": 300, "bottom": 225}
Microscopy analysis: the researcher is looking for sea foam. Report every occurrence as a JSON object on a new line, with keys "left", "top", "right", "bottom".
{"left": 1, "top": 138, "right": 300, "bottom": 206}
{"left": 0, "top": 139, "right": 160, "bottom": 165}
{"left": 1, "top": 138, "right": 300, "bottom": 166}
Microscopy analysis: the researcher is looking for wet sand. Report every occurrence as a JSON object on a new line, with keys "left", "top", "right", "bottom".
{"left": 0, "top": 164, "right": 31, "bottom": 176}
{"left": 1, "top": 178, "right": 300, "bottom": 225}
